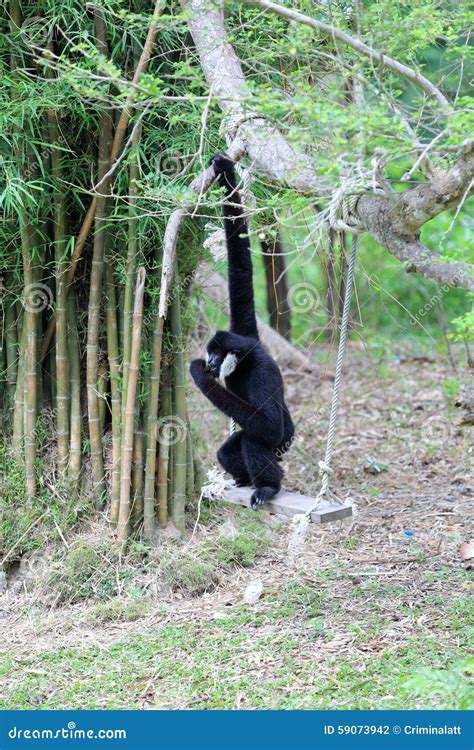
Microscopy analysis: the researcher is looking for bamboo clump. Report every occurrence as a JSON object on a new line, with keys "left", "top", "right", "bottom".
{"left": 2, "top": 0, "right": 207, "bottom": 546}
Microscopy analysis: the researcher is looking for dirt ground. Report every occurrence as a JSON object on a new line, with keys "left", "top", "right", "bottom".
{"left": 0, "top": 343, "right": 472, "bottom": 709}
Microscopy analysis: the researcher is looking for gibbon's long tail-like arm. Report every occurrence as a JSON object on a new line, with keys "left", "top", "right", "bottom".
{"left": 211, "top": 154, "right": 259, "bottom": 340}
{"left": 190, "top": 361, "right": 283, "bottom": 446}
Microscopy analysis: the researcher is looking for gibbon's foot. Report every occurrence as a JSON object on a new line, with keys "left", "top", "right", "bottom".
{"left": 250, "top": 486, "right": 278, "bottom": 509}
{"left": 210, "top": 152, "right": 237, "bottom": 192}
{"left": 235, "top": 476, "right": 251, "bottom": 488}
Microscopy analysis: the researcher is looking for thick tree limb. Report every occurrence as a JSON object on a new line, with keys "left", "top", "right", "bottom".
{"left": 184, "top": 0, "right": 323, "bottom": 192}
{"left": 183, "top": 0, "right": 473, "bottom": 292}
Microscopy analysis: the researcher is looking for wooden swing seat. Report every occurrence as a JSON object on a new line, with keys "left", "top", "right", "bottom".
{"left": 220, "top": 486, "right": 353, "bottom": 523}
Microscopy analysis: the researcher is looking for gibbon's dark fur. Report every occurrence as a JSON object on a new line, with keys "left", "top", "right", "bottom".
{"left": 190, "top": 153, "right": 294, "bottom": 507}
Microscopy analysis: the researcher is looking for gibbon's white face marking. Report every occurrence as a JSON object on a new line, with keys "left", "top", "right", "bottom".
{"left": 219, "top": 352, "right": 238, "bottom": 380}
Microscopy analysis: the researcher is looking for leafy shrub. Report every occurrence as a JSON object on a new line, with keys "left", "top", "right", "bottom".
{"left": 401, "top": 658, "right": 474, "bottom": 710}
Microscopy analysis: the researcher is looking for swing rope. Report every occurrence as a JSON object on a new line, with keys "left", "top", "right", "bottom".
{"left": 306, "top": 231, "right": 358, "bottom": 516}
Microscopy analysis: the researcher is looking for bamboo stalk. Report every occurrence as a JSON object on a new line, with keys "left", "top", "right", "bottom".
{"left": 22, "top": 221, "right": 38, "bottom": 500}
{"left": 105, "top": 260, "right": 122, "bottom": 526}
{"left": 0, "top": 315, "right": 5, "bottom": 415}
{"left": 117, "top": 267, "right": 146, "bottom": 543}
{"left": 12, "top": 316, "right": 25, "bottom": 459}
{"left": 157, "top": 435, "right": 170, "bottom": 530}
{"left": 49, "top": 343, "right": 57, "bottom": 410}
{"left": 169, "top": 282, "right": 187, "bottom": 535}
{"left": 4, "top": 292, "right": 18, "bottom": 410}
{"left": 157, "top": 363, "right": 172, "bottom": 529}
{"left": 67, "top": 288, "right": 81, "bottom": 490}
{"left": 142, "top": 314, "right": 164, "bottom": 539}
{"left": 186, "top": 422, "right": 195, "bottom": 502}
{"left": 86, "top": 9, "right": 112, "bottom": 508}
{"left": 40, "top": 0, "right": 165, "bottom": 361}
{"left": 98, "top": 364, "right": 108, "bottom": 436}
{"left": 9, "top": 0, "right": 25, "bottom": 464}
{"left": 131, "top": 426, "right": 145, "bottom": 528}
{"left": 47, "top": 106, "right": 69, "bottom": 474}
{"left": 122, "top": 125, "right": 141, "bottom": 417}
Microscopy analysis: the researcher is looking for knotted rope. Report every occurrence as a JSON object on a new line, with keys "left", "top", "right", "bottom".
{"left": 306, "top": 232, "right": 358, "bottom": 516}
{"left": 305, "top": 164, "right": 388, "bottom": 517}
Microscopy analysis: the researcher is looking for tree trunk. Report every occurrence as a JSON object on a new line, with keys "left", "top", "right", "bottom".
{"left": 260, "top": 234, "right": 291, "bottom": 339}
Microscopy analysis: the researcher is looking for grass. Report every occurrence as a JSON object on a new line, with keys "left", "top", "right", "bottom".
{"left": 160, "top": 553, "right": 219, "bottom": 596}
{"left": 213, "top": 514, "right": 269, "bottom": 567}
{"left": 0, "top": 583, "right": 471, "bottom": 710}
{"left": 87, "top": 598, "right": 153, "bottom": 624}
{"left": 49, "top": 543, "right": 135, "bottom": 604}
{"left": 159, "top": 511, "right": 269, "bottom": 595}
{"left": 0, "top": 439, "right": 87, "bottom": 560}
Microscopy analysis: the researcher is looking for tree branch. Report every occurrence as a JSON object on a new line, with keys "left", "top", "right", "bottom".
{"left": 183, "top": 0, "right": 473, "bottom": 292}
{"left": 241, "top": 0, "right": 451, "bottom": 113}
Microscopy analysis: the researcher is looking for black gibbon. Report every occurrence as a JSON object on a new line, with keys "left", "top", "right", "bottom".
{"left": 190, "top": 153, "right": 294, "bottom": 508}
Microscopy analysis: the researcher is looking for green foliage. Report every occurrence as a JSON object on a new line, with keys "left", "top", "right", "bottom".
{"left": 0, "top": 440, "right": 85, "bottom": 559}
{"left": 401, "top": 658, "right": 474, "bottom": 710}
{"left": 449, "top": 309, "right": 474, "bottom": 342}
{"left": 442, "top": 377, "right": 461, "bottom": 401}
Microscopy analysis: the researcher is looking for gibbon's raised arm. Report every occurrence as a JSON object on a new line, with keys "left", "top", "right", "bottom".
{"left": 211, "top": 154, "right": 259, "bottom": 340}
